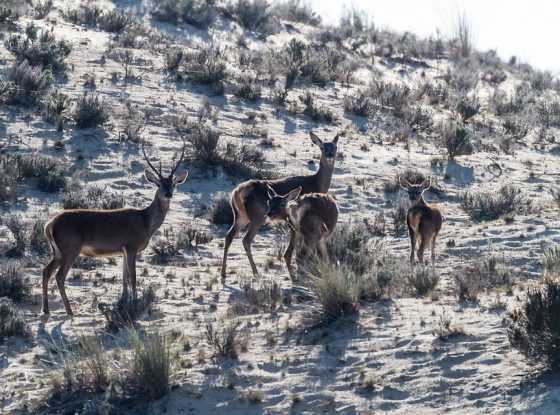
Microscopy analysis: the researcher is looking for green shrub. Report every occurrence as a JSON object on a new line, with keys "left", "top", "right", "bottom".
{"left": 131, "top": 330, "right": 172, "bottom": 400}
{"left": 72, "top": 92, "right": 110, "bottom": 129}
{"left": 461, "top": 185, "right": 530, "bottom": 221}
{"left": 0, "top": 297, "right": 29, "bottom": 341}
{"left": 0, "top": 263, "right": 30, "bottom": 302}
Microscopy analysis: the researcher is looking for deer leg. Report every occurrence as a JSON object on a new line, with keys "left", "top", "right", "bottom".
{"left": 55, "top": 253, "right": 78, "bottom": 316}
{"left": 121, "top": 249, "right": 130, "bottom": 300}
{"left": 126, "top": 249, "right": 137, "bottom": 301}
{"left": 42, "top": 257, "right": 61, "bottom": 314}
{"left": 408, "top": 225, "right": 416, "bottom": 266}
{"left": 221, "top": 220, "right": 240, "bottom": 281}
{"left": 243, "top": 218, "right": 265, "bottom": 278}
{"left": 417, "top": 237, "right": 426, "bottom": 265}
{"left": 283, "top": 228, "right": 297, "bottom": 280}
{"left": 431, "top": 233, "right": 438, "bottom": 266}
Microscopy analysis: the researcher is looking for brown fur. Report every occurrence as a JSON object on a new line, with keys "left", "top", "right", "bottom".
{"left": 42, "top": 146, "right": 187, "bottom": 315}
{"left": 283, "top": 193, "right": 338, "bottom": 279}
{"left": 221, "top": 132, "right": 340, "bottom": 280}
{"left": 406, "top": 199, "right": 443, "bottom": 266}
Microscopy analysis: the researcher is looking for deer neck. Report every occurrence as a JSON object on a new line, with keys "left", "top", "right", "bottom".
{"left": 315, "top": 156, "right": 335, "bottom": 193}
{"left": 144, "top": 193, "right": 170, "bottom": 236}
{"left": 414, "top": 196, "right": 428, "bottom": 207}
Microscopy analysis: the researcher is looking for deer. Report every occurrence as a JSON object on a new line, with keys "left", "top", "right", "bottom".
{"left": 401, "top": 177, "right": 443, "bottom": 266}
{"left": 221, "top": 131, "right": 341, "bottom": 281}
{"left": 266, "top": 187, "right": 338, "bottom": 279}
{"left": 41, "top": 143, "right": 188, "bottom": 316}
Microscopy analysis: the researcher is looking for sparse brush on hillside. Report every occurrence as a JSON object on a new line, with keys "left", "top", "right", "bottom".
{"left": 2, "top": 60, "right": 53, "bottom": 106}
{"left": 72, "top": 92, "right": 110, "bottom": 129}
{"left": 208, "top": 193, "right": 234, "bottom": 226}
{"left": 152, "top": 0, "right": 214, "bottom": 28}
{"left": 234, "top": 73, "right": 262, "bottom": 101}
{"left": 508, "top": 278, "right": 560, "bottom": 369}
{"left": 0, "top": 297, "right": 29, "bottom": 342}
{"left": 0, "top": 263, "right": 30, "bottom": 302}
{"left": 455, "top": 253, "right": 511, "bottom": 302}
{"left": 99, "top": 285, "right": 156, "bottom": 332}
{"left": 31, "top": 0, "right": 53, "bottom": 19}
{"left": 130, "top": 330, "right": 172, "bottom": 400}
{"left": 0, "top": 6, "right": 19, "bottom": 30}
{"left": 299, "top": 91, "right": 335, "bottom": 123}
{"left": 1, "top": 152, "right": 66, "bottom": 193}
{"left": 441, "top": 120, "right": 474, "bottom": 160}
{"left": 44, "top": 89, "right": 70, "bottom": 131}
{"left": 5, "top": 26, "right": 71, "bottom": 72}
{"left": 273, "top": 0, "right": 321, "bottom": 25}
{"left": 205, "top": 318, "right": 247, "bottom": 359}
{"left": 62, "top": 183, "right": 125, "bottom": 210}
{"left": 177, "top": 42, "right": 227, "bottom": 89}
{"left": 225, "top": 0, "right": 274, "bottom": 33}
{"left": 461, "top": 184, "right": 531, "bottom": 221}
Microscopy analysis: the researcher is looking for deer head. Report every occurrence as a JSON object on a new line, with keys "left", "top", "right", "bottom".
{"left": 142, "top": 142, "right": 188, "bottom": 201}
{"left": 400, "top": 176, "right": 431, "bottom": 203}
{"left": 266, "top": 185, "right": 302, "bottom": 221}
{"left": 310, "top": 131, "right": 340, "bottom": 162}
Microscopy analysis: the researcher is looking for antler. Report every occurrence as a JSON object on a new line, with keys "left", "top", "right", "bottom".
{"left": 170, "top": 144, "right": 186, "bottom": 177}
{"left": 141, "top": 141, "right": 163, "bottom": 179}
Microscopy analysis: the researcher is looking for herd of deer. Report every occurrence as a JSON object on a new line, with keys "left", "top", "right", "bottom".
{"left": 41, "top": 132, "right": 442, "bottom": 316}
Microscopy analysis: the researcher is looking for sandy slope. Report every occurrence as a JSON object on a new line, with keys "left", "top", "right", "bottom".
{"left": 1, "top": 1, "right": 560, "bottom": 414}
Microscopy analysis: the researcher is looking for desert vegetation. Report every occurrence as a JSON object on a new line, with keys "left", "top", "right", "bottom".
{"left": 0, "top": 1, "right": 559, "bottom": 414}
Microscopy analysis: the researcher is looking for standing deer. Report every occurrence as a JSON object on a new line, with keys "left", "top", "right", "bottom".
{"left": 221, "top": 131, "right": 341, "bottom": 281}
{"left": 266, "top": 187, "right": 338, "bottom": 279}
{"left": 42, "top": 144, "right": 188, "bottom": 315}
{"left": 401, "top": 177, "right": 443, "bottom": 266}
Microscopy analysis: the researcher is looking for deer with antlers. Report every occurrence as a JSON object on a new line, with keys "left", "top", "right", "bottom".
{"left": 266, "top": 187, "right": 338, "bottom": 279}
{"left": 42, "top": 144, "right": 187, "bottom": 315}
{"left": 401, "top": 177, "right": 443, "bottom": 266}
{"left": 221, "top": 131, "right": 341, "bottom": 281}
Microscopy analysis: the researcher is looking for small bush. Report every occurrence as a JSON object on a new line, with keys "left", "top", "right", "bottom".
{"left": 152, "top": 0, "right": 214, "bottom": 28}
{"left": 98, "top": 9, "right": 132, "bottom": 33}
{"left": 508, "top": 278, "right": 560, "bottom": 369}
{"left": 0, "top": 263, "right": 30, "bottom": 302}
{"left": 0, "top": 297, "right": 29, "bottom": 341}
{"left": 273, "top": 0, "right": 320, "bottom": 25}
{"left": 535, "top": 99, "right": 560, "bottom": 129}
{"left": 5, "top": 28, "right": 71, "bottom": 72}
{"left": 178, "top": 120, "right": 220, "bottom": 163}
{"left": 205, "top": 319, "right": 246, "bottom": 359}
{"left": 390, "top": 198, "right": 408, "bottom": 236}
{"left": 0, "top": 156, "right": 18, "bottom": 202}
{"left": 369, "top": 80, "right": 411, "bottom": 117}
{"left": 460, "top": 184, "right": 530, "bottom": 221}
{"left": 72, "top": 92, "right": 110, "bottom": 129}
{"left": 0, "top": 6, "right": 19, "bottom": 30}
{"left": 235, "top": 278, "right": 282, "bottom": 314}
{"left": 455, "top": 94, "right": 480, "bottom": 122}
{"left": 441, "top": 120, "right": 473, "bottom": 160}
{"left": 99, "top": 285, "right": 156, "bottom": 332}
{"left": 5, "top": 216, "right": 26, "bottom": 258}
{"left": 310, "top": 262, "right": 360, "bottom": 321}
{"left": 344, "top": 89, "right": 375, "bottom": 117}
{"left": 407, "top": 266, "right": 439, "bottom": 296}
{"left": 44, "top": 89, "right": 70, "bottom": 131}
{"left": 149, "top": 236, "right": 179, "bottom": 264}
{"left": 300, "top": 91, "right": 335, "bottom": 123}
{"left": 63, "top": 3, "right": 103, "bottom": 27}
{"left": 62, "top": 184, "right": 124, "bottom": 210}
{"left": 131, "top": 330, "right": 171, "bottom": 400}
{"left": 31, "top": 0, "right": 53, "bottom": 19}
{"left": 29, "top": 216, "right": 48, "bottom": 255}
{"left": 225, "top": 0, "right": 271, "bottom": 32}
{"left": 208, "top": 193, "right": 233, "bottom": 226}
{"left": 542, "top": 246, "right": 560, "bottom": 276}
{"left": 3, "top": 60, "right": 52, "bottom": 106}
{"left": 234, "top": 74, "right": 262, "bottom": 101}
{"left": 453, "top": 12, "right": 473, "bottom": 58}
{"left": 179, "top": 42, "right": 227, "bottom": 86}
{"left": 444, "top": 63, "right": 478, "bottom": 92}
{"left": 455, "top": 254, "right": 510, "bottom": 302}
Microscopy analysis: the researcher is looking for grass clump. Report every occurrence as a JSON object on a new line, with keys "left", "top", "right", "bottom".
{"left": 508, "top": 278, "right": 560, "bottom": 369}
{"left": 130, "top": 330, "right": 171, "bottom": 400}
{"left": 0, "top": 297, "right": 29, "bottom": 342}
{"left": 441, "top": 120, "right": 473, "bottom": 160}
{"left": 2, "top": 60, "right": 53, "bottom": 106}
{"left": 5, "top": 27, "right": 71, "bottom": 72}
{"left": 205, "top": 319, "right": 246, "bottom": 359}
{"left": 208, "top": 193, "right": 234, "bottom": 226}
{"left": 99, "top": 286, "right": 156, "bottom": 332}
{"left": 152, "top": 0, "right": 214, "bottom": 28}
{"left": 406, "top": 266, "right": 439, "bottom": 297}
{"left": 72, "top": 92, "right": 110, "bottom": 129}
{"left": 0, "top": 263, "right": 30, "bottom": 302}
{"left": 61, "top": 183, "right": 125, "bottom": 210}
{"left": 460, "top": 184, "right": 530, "bottom": 221}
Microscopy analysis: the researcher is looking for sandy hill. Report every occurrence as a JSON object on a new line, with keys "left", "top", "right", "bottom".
{"left": 1, "top": 1, "right": 560, "bottom": 414}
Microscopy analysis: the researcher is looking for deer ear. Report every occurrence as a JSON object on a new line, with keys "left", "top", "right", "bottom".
{"left": 309, "top": 131, "right": 323, "bottom": 147}
{"left": 173, "top": 170, "right": 188, "bottom": 185}
{"left": 266, "top": 184, "right": 277, "bottom": 200}
{"left": 286, "top": 186, "right": 302, "bottom": 202}
{"left": 145, "top": 169, "right": 160, "bottom": 185}
{"left": 422, "top": 178, "right": 432, "bottom": 190}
